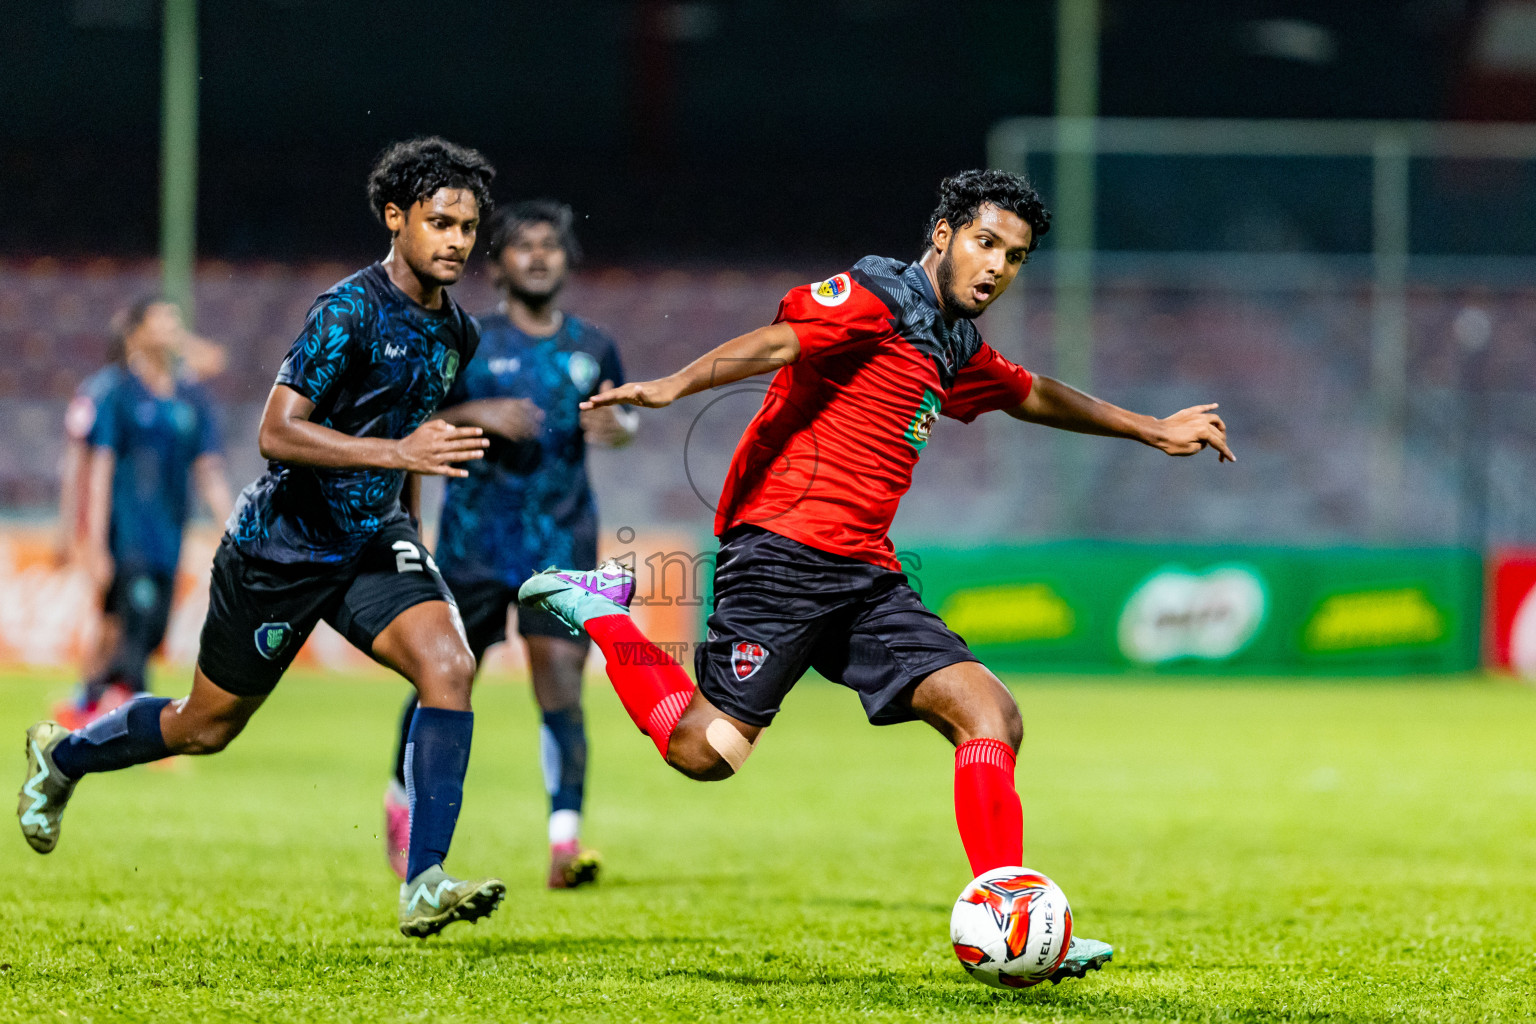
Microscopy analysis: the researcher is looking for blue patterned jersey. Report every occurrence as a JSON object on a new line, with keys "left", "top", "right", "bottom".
{"left": 435, "top": 313, "right": 624, "bottom": 586}
{"left": 230, "top": 263, "right": 479, "bottom": 565}
{"left": 88, "top": 369, "right": 222, "bottom": 574}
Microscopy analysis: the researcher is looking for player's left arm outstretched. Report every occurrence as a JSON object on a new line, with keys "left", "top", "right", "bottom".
{"left": 1010, "top": 373, "right": 1235, "bottom": 462}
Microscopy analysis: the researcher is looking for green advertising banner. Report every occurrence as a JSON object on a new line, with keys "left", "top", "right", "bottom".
{"left": 903, "top": 542, "right": 1482, "bottom": 675}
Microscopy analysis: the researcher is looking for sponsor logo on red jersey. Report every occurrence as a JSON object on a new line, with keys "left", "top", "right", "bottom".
{"left": 731, "top": 640, "right": 770, "bottom": 680}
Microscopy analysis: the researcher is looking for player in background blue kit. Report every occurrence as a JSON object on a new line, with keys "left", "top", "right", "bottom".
{"left": 383, "top": 200, "right": 636, "bottom": 887}
{"left": 53, "top": 301, "right": 229, "bottom": 729}
{"left": 20, "top": 138, "right": 505, "bottom": 939}
{"left": 78, "top": 299, "right": 232, "bottom": 713}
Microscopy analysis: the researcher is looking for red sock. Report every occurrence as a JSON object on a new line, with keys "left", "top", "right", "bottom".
{"left": 954, "top": 738, "right": 1023, "bottom": 876}
{"left": 584, "top": 614, "right": 695, "bottom": 759}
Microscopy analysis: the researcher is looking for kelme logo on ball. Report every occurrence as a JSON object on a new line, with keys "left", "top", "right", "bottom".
{"left": 254, "top": 622, "right": 294, "bottom": 662}
{"left": 810, "top": 273, "right": 852, "bottom": 307}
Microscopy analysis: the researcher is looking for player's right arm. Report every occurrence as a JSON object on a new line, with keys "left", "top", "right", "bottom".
{"left": 54, "top": 437, "right": 89, "bottom": 567}
{"left": 582, "top": 322, "right": 802, "bottom": 410}
{"left": 585, "top": 271, "right": 888, "bottom": 411}
{"left": 257, "top": 386, "right": 488, "bottom": 478}
{"left": 78, "top": 384, "right": 121, "bottom": 589}
{"left": 82, "top": 446, "right": 115, "bottom": 591}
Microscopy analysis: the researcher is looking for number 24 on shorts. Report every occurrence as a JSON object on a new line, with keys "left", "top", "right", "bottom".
{"left": 392, "top": 540, "right": 439, "bottom": 575}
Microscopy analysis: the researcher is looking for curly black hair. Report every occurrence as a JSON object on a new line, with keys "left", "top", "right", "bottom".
{"left": 923, "top": 169, "right": 1051, "bottom": 253}
{"left": 366, "top": 136, "right": 496, "bottom": 225}
{"left": 486, "top": 198, "right": 584, "bottom": 265}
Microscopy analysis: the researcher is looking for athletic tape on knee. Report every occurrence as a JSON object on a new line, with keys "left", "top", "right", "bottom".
{"left": 705, "top": 717, "right": 756, "bottom": 773}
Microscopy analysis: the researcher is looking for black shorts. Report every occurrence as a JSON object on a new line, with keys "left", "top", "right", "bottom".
{"left": 694, "top": 525, "right": 978, "bottom": 728}
{"left": 103, "top": 568, "right": 176, "bottom": 688}
{"left": 444, "top": 575, "right": 590, "bottom": 663}
{"left": 197, "top": 522, "right": 455, "bottom": 697}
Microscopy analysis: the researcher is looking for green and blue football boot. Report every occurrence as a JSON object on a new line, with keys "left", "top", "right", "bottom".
{"left": 398, "top": 864, "right": 506, "bottom": 939}
{"left": 18, "top": 721, "right": 78, "bottom": 854}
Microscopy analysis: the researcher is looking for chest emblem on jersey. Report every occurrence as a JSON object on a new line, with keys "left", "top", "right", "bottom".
{"left": 810, "top": 273, "right": 853, "bottom": 307}
{"left": 441, "top": 350, "right": 460, "bottom": 388}
{"left": 731, "top": 641, "right": 770, "bottom": 681}
{"left": 172, "top": 402, "right": 196, "bottom": 436}
{"left": 384, "top": 343, "right": 407, "bottom": 359}
{"left": 905, "top": 389, "right": 941, "bottom": 452}
{"left": 566, "top": 351, "right": 601, "bottom": 392}
{"left": 253, "top": 622, "right": 295, "bottom": 662}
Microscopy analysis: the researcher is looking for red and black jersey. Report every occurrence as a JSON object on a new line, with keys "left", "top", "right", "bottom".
{"left": 715, "top": 256, "right": 1034, "bottom": 570}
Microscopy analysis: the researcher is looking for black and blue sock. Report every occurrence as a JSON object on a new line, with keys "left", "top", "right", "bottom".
{"left": 540, "top": 707, "right": 587, "bottom": 832}
{"left": 51, "top": 697, "right": 172, "bottom": 779}
{"left": 403, "top": 706, "right": 474, "bottom": 881}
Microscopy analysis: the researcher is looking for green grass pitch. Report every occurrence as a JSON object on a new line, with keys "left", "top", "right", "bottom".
{"left": 2, "top": 666, "right": 1534, "bottom": 1023}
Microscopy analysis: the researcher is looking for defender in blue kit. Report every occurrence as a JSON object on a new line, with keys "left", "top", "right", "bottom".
{"left": 20, "top": 138, "right": 506, "bottom": 939}
{"left": 384, "top": 200, "right": 635, "bottom": 888}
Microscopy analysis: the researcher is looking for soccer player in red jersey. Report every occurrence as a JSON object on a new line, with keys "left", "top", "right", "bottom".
{"left": 519, "top": 170, "right": 1234, "bottom": 981}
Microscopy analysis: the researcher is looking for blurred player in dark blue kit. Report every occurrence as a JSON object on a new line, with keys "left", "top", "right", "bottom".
{"left": 20, "top": 138, "right": 506, "bottom": 939}
{"left": 54, "top": 298, "right": 231, "bottom": 729}
{"left": 79, "top": 300, "right": 231, "bottom": 710}
{"left": 383, "top": 200, "right": 635, "bottom": 887}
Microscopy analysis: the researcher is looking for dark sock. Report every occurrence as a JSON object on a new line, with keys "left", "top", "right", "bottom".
{"left": 392, "top": 696, "right": 418, "bottom": 788}
{"left": 51, "top": 697, "right": 172, "bottom": 779}
{"left": 80, "top": 673, "right": 111, "bottom": 706}
{"left": 404, "top": 707, "right": 474, "bottom": 881}
{"left": 540, "top": 707, "right": 587, "bottom": 817}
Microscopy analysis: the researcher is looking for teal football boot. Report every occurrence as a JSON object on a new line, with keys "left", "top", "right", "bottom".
{"left": 1047, "top": 935, "right": 1114, "bottom": 983}
{"left": 517, "top": 561, "right": 635, "bottom": 635}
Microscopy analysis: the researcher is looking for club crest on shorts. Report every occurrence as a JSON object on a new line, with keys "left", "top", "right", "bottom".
{"left": 731, "top": 640, "right": 770, "bottom": 681}
{"left": 809, "top": 273, "right": 852, "bottom": 307}
{"left": 254, "top": 622, "right": 294, "bottom": 662}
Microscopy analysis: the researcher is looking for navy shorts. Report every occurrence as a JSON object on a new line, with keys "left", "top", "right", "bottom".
{"left": 197, "top": 521, "right": 455, "bottom": 697}
{"left": 443, "top": 574, "right": 590, "bottom": 663}
{"left": 694, "top": 526, "right": 978, "bottom": 727}
{"left": 102, "top": 567, "right": 176, "bottom": 690}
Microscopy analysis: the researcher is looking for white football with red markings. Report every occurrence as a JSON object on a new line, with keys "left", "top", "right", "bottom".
{"left": 949, "top": 866, "right": 1073, "bottom": 988}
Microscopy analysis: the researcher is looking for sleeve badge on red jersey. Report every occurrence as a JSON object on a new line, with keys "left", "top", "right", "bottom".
{"left": 731, "top": 640, "right": 771, "bottom": 680}
{"left": 809, "top": 273, "right": 853, "bottom": 307}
